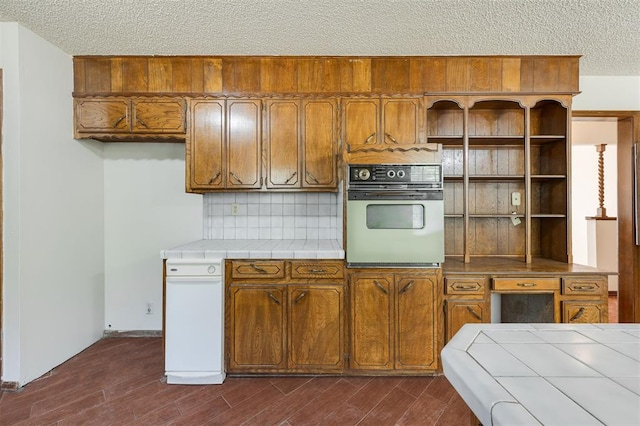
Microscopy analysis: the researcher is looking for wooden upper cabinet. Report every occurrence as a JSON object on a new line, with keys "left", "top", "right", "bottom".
{"left": 265, "top": 98, "right": 338, "bottom": 190}
{"left": 74, "top": 96, "right": 186, "bottom": 141}
{"left": 187, "top": 98, "right": 262, "bottom": 192}
{"left": 187, "top": 99, "right": 225, "bottom": 190}
{"left": 131, "top": 98, "right": 185, "bottom": 133}
{"left": 226, "top": 99, "right": 262, "bottom": 189}
{"left": 74, "top": 98, "right": 130, "bottom": 134}
{"left": 265, "top": 100, "right": 300, "bottom": 188}
{"left": 342, "top": 97, "right": 423, "bottom": 150}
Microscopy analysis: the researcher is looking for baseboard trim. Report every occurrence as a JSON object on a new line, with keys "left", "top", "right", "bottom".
{"left": 1, "top": 381, "right": 20, "bottom": 392}
{"left": 103, "top": 330, "right": 162, "bottom": 338}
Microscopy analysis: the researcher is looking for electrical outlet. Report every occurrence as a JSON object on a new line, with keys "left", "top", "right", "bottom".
{"left": 511, "top": 192, "right": 521, "bottom": 206}
{"left": 231, "top": 203, "right": 240, "bottom": 215}
{"left": 146, "top": 302, "right": 154, "bottom": 315}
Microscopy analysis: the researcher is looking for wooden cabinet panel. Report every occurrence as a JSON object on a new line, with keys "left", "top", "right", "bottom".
{"left": 445, "top": 276, "right": 487, "bottom": 295}
{"left": 226, "top": 99, "right": 261, "bottom": 189}
{"left": 381, "top": 98, "right": 422, "bottom": 144}
{"left": 342, "top": 99, "right": 378, "bottom": 147}
{"left": 131, "top": 98, "right": 185, "bottom": 133}
{"left": 289, "top": 285, "right": 344, "bottom": 370}
{"left": 350, "top": 275, "right": 393, "bottom": 369}
{"left": 230, "top": 261, "right": 286, "bottom": 279}
{"left": 75, "top": 98, "right": 130, "bottom": 133}
{"left": 445, "top": 300, "right": 488, "bottom": 341}
{"left": 562, "top": 276, "right": 607, "bottom": 296}
{"left": 226, "top": 260, "right": 345, "bottom": 374}
{"left": 228, "top": 286, "right": 286, "bottom": 370}
{"left": 396, "top": 275, "right": 437, "bottom": 369}
{"left": 188, "top": 99, "right": 225, "bottom": 189}
{"left": 290, "top": 261, "right": 343, "bottom": 279}
{"left": 349, "top": 270, "right": 441, "bottom": 372}
{"left": 302, "top": 99, "right": 338, "bottom": 187}
{"left": 265, "top": 100, "right": 300, "bottom": 188}
{"left": 493, "top": 277, "right": 560, "bottom": 292}
{"left": 562, "top": 301, "right": 606, "bottom": 323}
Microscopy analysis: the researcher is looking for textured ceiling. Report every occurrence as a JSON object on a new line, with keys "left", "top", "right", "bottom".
{"left": 1, "top": 0, "right": 639, "bottom": 75}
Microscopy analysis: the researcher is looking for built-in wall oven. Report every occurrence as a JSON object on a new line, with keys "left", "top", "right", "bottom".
{"left": 346, "top": 164, "right": 444, "bottom": 267}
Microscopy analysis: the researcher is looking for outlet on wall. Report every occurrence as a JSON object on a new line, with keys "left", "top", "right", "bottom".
{"left": 146, "top": 302, "right": 154, "bottom": 315}
{"left": 511, "top": 192, "right": 521, "bottom": 206}
{"left": 231, "top": 203, "right": 240, "bottom": 215}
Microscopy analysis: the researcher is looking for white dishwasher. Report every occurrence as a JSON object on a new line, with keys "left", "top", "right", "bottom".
{"left": 164, "top": 258, "right": 225, "bottom": 385}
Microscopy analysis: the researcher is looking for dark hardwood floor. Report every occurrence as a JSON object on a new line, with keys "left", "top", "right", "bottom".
{"left": 0, "top": 338, "right": 472, "bottom": 425}
{"left": 1, "top": 295, "right": 618, "bottom": 425}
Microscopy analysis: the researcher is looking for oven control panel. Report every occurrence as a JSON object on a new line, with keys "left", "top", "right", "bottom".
{"left": 348, "top": 164, "right": 442, "bottom": 186}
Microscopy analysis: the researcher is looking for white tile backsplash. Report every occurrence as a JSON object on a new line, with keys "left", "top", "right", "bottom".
{"left": 203, "top": 190, "right": 343, "bottom": 240}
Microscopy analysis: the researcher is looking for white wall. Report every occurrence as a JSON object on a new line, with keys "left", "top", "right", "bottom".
{"left": 1, "top": 23, "right": 105, "bottom": 385}
{"left": 104, "top": 143, "right": 201, "bottom": 331}
{"left": 574, "top": 76, "right": 640, "bottom": 111}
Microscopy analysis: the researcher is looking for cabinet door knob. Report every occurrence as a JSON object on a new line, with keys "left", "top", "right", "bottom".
{"left": 466, "top": 306, "right": 482, "bottom": 321}
{"left": 570, "top": 307, "right": 585, "bottom": 322}
{"left": 229, "top": 172, "right": 243, "bottom": 184}
{"left": 284, "top": 171, "right": 297, "bottom": 184}
{"left": 293, "top": 291, "right": 307, "bottom": 304}
{"left": 266, "top": 291, "right": 281, "bottom": 305}
{"left": 112, "top": 114, "right": 127, "bottom": 128}
{"left": 364, "top": 133, "right": 376, "bottom": 144}
{"left": 517, "top": 283, "right": 537, "bottom": 287}
{"left": 250, "top": 264, "right": 268, "bottom": 274}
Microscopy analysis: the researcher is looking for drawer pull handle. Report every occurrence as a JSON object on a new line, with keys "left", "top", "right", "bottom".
{"left": 384, "top": 133, "right": 398, "bottom": 144}
{"left": 399, "top": 280, "right": 414, "bottom": 294}
{"left": 294, "top": 291, "right": 307, "bottom": 304}
{"left": 573, "top": 285, "right": 595, "bottom": 291}
{"left": 373, "top": 280, "right": 388, "bottom": 295}
{"left": 570, "top": 307, "right": 585, "bottom": 322}
{"left": 466, "top": 306, "right": 482, "bottom": 321}
{"left": 364, "top": 133, "right": 376, "bottom": 144}
{"left": 229, "top": 172, "right": 243, "bottom": 185}
{"left": 266, "top": 292, "right": 281, "bottom": 305}
{"left": 305, "top": 171, "right": 319, "bottom": 184}
{"left": 112, "top": 114, "right": 127, "bottom": 128}
{"left": 284, "top": 172, "right": 297, "bottom": 184}
{"left": 308, "top": 269, "right": 326, "bottom": 274}
{"left": 136, "top": 117, "right": 149, "bottom": 128}
{"left": 250, "top": 264, "right": 268, "bottom": 274}
{"left": 517, "top": 283, "right": 537, "bottom": 288}
{"left": 209, "top": 172, "right": 221, "bottom": 185}
{"left": 453, "top": 283, "right": 478, "bottom": 290}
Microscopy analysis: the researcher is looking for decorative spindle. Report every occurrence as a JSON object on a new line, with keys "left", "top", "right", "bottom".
{"left": 595, "top": 144, "right": 607, "bottom": 218}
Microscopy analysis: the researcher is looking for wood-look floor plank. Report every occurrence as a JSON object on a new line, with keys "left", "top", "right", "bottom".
{"left": 0, "top": 338, "right": 474, "bottom": 426}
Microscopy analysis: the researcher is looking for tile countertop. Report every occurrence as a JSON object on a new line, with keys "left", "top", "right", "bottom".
{"left": 160, "top": 239, "right": 344, "bottom": 260}
{"left": 441, "top": 323, "right": 640, "bottom": 426}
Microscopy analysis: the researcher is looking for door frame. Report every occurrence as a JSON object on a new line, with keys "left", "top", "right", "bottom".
{"left": 573, "top": 110, "right": 640, "bottom": 322}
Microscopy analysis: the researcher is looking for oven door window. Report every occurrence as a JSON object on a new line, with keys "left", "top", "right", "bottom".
{"left": 366, "top": 204, "right": 424, "bottom": 229}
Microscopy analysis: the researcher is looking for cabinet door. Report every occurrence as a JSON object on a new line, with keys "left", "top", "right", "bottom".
{"left": 227, "top": 99, "right": 262, "bottom": 189}
{"left": 302, "top": 99, "right": 338, "bottom": 188}
{"left": 265, "top": 100, "right": 300, "bottom": 188}
{"left": 188, "top": 100, "right": 225, "bottom": 190}
{"left": 75, "top": 98, "right": 130, "bottom": 133}
{"left": 289, "top": 285, "right": 344, "bottom": 371}
{"left": 342, "top": 99, "right": 378, "bottom": 147}
{"left": 395, "top": 275, "right": 437, "bottom": 370}
{"left": 132, "top": 98, "right": 186, "bottom": 133}
{"left": 228, "top": 285, "right": 286, "bottom": 370}
{"left": 562, "top": 301, "right": 606, "bottom": 324}
{"left": 381, "top": 98, "right": 422, "bottom": 144}
{"left": 349, "top": 274, "right": 393, "bottom": 370}
{"left": 445, "top": 300, "right": 488, "bottom": 342}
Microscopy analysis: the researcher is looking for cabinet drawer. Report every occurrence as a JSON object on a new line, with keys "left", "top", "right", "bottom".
{"left": 290, "top": 261, "right": 344, "bottom": 279}
{"left": 230, "top": 261, "right": 286, "bottom": 279}
{"left": 493, "top": 277, "right": 560, "bottom": 291}
{"left": 562, "top": 277, "right": 607, "bottom": 295}
{"left": 445, "top": 276, "right": 487, "bottom": 295}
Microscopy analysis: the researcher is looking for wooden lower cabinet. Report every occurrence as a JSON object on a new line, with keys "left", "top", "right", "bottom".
{"left": 445, "top": 300, "right": 489, "bottom": 341}
{"left": 349, "top": 269, "right": 441, "bottom": 373}
{"left": 562, "top": 300, "right": 607, "bottom": 323}
{"left": 226, "top": 260, "right": 344, "bottom": 374}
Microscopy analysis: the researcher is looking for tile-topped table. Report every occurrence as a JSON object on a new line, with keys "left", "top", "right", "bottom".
{"left": 442, "top": 323, "right": 640, "bottom": 426}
